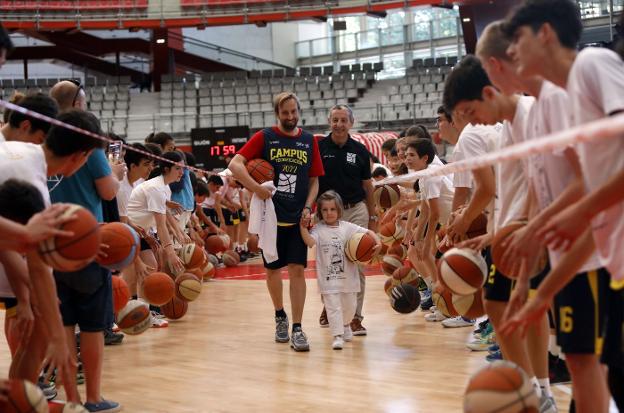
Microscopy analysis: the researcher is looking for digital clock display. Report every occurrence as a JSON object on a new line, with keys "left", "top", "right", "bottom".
{"left": 191, "top": 126, "right": 250, "bottom": 171}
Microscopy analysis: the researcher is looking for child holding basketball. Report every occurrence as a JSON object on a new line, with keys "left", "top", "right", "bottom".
{"left": 300, "top": 190, "right": 381, "bottom": 350}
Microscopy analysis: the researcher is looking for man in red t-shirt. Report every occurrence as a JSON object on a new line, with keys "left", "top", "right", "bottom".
{"left": 229, "top": 92, "right": 324, "bottom": 352}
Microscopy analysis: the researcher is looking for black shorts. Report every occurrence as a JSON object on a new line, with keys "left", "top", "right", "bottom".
{"left": 554, "top": 267, "right": 609, "bottom": 354}
{"left": 529, "top": 258, "right": 550, "bottom": 290}
{"left": 0, "top": 297, "right": 18, "bottom": 317}
{"left": 223, "top": 209, "right": 241, "bottom": 227}
{"left": 483, "top": 247, "right": 514, "bottom": 302}
{"left": 262, "top": 224, "right": 307, "bottom": 270}
{"left": 601, "top": 284, "right": 624, "bottom": 367}
{"left": 203, "top": 208, "right": 220, "bottom": 227}
{"left": 140, "top": 238, "right": 150, "bottom": 251}
{"left": 238, "top": 210, "right": 246, "bottom": 223}
{"left": 55, "top": 262, "right": 114, "bottom": 332}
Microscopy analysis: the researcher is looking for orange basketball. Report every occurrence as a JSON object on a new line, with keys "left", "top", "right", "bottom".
{"left": 432, "top": 286, "right": 458, "bottom": 317}
{"left": 247, "top": 234, "right": 259, "bottom": 253}
{"left": 379, "top": 221, "right": 405, "bottom": 245}
{"left": 392, "top": 266, "right": 420, "bottom": 288}
{"left": 161, "top": 296, "right": 188, "bottom": 320}
{"left": 48, "top": 401, "right": 88, "bottom": 412}
{"left": 116, "top": 300, "right": 151, "bottom": 335}
{"left": 384, "top": 277, "right": 398, "bottom": 296}
{"left": 464, "top": 360, "right": 539, "bottom": 413}
{"left": 439, "top": 248, "right": 488, "bottom": 296}
{"left": 111, "top": 275, "right": 130, "bottom": 314}
{"left": 0, "top": 379, "right": 48, "bottom": 413}
{"left": 246, "top": 158, "right": 275, "bottom": 183}
{"left": 373, "top": 184, "right": 401, "bottom": 208}
{"left": 491, "top": 221, "right": 526, "bottom": 278}
{"left": 142, "top": 272, "right": 175, "bottom": 306}
{"left": 345, "top": 232, "right": 378, "bottom": 264}
{"left": 452, "top": 289, "right": 485, "bottom": 319}
{"left": 177, "top": 243, "right": 205, "bottom": 270}
{"left": 38, "top": 204, "right": 101, "bottom": 272}
{"left": 96, "top": 222, "right": 139, "bottom": 270}
{"left": 388, "top": 241, "right": 407, "bottom": 260}
{"left": 222, "top": 250, "right": 240, "bottom": 267}
{"left": 175, "top": 273, "right": 202, "bottom": 302}
{"left": 382, "top": 254, "right": 403, "bottom": 276}
{"left": 466, "top": 212, "right": 488, "bottom": 239}
{"left": 205, "top": 235, "right": 226, "bottom": 254}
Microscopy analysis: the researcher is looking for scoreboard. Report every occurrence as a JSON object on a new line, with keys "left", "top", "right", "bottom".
{"left": 191, "top": 126, "right": 250, "bottom": 171}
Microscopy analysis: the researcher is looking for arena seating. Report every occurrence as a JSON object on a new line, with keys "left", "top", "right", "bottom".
{"left": 0, "top": 0, "right": 148, "bottom": 10}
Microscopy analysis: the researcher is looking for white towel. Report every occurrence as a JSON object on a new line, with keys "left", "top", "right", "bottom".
{"left": 248, "top": 182, "right": 278, "bottom": 263}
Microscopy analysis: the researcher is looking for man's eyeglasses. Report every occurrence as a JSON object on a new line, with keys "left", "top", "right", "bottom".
{"left": 62, "top": 78, "right": 83, "bottom": 107}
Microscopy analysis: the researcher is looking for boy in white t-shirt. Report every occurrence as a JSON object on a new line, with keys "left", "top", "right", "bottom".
{"left": 300, "top": 190, "right": 380, "bottom": 350}
{"left": 503, "top": 1, "right": 624, "bottom": 410}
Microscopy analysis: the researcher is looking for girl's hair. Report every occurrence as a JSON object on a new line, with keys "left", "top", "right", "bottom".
{"left": 150, "top": 151, "right": 184, "bottom": 179}
{"left": 315, "top": 190, "right": 344, "bottom": 222}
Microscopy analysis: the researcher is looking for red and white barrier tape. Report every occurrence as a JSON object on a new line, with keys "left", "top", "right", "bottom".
{"left": 377, "top": 113, "right": 624, "bottom": 186}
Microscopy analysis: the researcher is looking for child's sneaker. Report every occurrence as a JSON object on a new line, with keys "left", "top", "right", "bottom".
{"left": 332, "top": 335, "right": 344, "bottom": 350}
{"left": 83, "top": 399, "right": 121, "bottom": 413}
{"left": 343, "top": 325, "right": 353, "bottom": 342}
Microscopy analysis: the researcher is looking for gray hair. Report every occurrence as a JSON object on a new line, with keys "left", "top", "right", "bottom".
{"left": 328, "top": 104, "right": 354, "bottom": 124}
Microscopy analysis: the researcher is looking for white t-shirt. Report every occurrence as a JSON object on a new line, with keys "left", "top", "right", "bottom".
{"left": 0, "top": 142, "right": 50, "bottom": 206}
{"left": 568, "top": 47, "right": 624, "bottom": 280}
{"left": 127, "top": 175, "right": 171, "bottom": 231}
{"left": 116, "top": 175, "right": 138, "bottom": 218}
{"left": 201, "top": 179, "right": 228, "bottom": 209}
{"left": 419, "top": 164, "right": 455, "bottom": 224}
{"left": 452, "top": 124, "right": 500, "bottom": 188}
{"left": 310, "top": 221, "right": 366, "bottom": 294}
{"left": 494, "top": 96, "right": 534, "bottom": 231}
{"left": 526, "top": 80, "right": 601, "bottom": 270}
{"left": 0, "top": 131, "right": 6, "bottom": 142}
{"left": 0, "top": 142, "right": 50, "bottom": 298}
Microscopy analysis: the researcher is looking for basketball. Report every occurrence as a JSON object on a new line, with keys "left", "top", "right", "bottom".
{"left": 379, "top": 221, "right": 405, "bottom": 245}
{"left": 111, "top": 275, "right": 130, "bottom": 314}
{"left": 247, "top": 234, "right": 260, "bottom": 253}
{"left": 392, "top": 266, "right": 420, "bottom": 287}
{"left": 389, "top": 284, "right": 421, "bottom": 314}
{"left": 452, "top": 290, "right": 485, "bottom": 319}
{"left": 116, "top": 299, "right": 151, "bottom": 335}
{"left": 0, "top": 379, "right": 48, "bottom": 413}
{"left": 48, "top": 401, "right": 88, "bottom": 413}
{"left": 384, "top": 277, "right": 398, "bottom": 296}
{"left": 432, "top": 287, "right": 458, "bottom": 317}
{"left": 464, "top": 360, "right": 539, "bottom": 413}
{"left": 200, "top": 260, "right": 216, "bottom": 280}
{"left": 177, "top": 243, "right": 205, "bottom": 270}
{"left": 345, "top": 232, "right": 377, "bottom": 264}
{"left": 373, "top": 184, "right": 401, "bottom": 208}
{"left": 142, "top": 272, "right": 175, "bottom": 306}
{"left": 466, "top": 212, "right": 488, "bottom": 239}
{"left": 161, "top": 296, "right": 188, "bottom": 320}
{"left": 220, "top": 234, "right": 231, "bottom": 250}
{"left": 491, "top": 221, "right": 526, "bottom": 278}
{"left": 222, "top": 250, "right": 240, "bottom": 267}
{"left": 96, "top": 222, "right": 139, "bottom": 270}
{"left": 38, "top": 204, "right": 101, "bottom": 272}
{"left": 388, "top": 241, "right": 407, "bottom": 260}
{"left": 246, "top": 158, "right": 275, "bottom": 183}
{"left": 439, "top": 248, "right": 488, "bottom": 296}
{"left": 382, "top": 254, "right": 403, "bottom": 276}
{"left": 175, "top": 273, "right": 203, "bottom": 302}
{"left": 207, "top": 253, "right": 219, "bottom": 267}
{"left": 205, "top": 235, "right": 226, "bottom": 254}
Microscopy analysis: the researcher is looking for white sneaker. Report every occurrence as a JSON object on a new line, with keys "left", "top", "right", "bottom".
{"left": 332, "top": 335, "right": 344, "bottom": 350}
{"left": 424, "top": 310, "right": 447, "bottom": 322}
{"left": 441, "top": 316, "right": 474, "bottom": 328}
{"left": 540, "top": 394, "right": 558, "bottom": 413}
{"left": 151, "top": 310, "right": 166, "bottom": 320}
{"left": 151, "top": 316, "right": 169, "bottom": 328}
{"left": 343, "top": 326, "right": 353, "bottom": 342}
{"left": 430, "top": 305, "right": 437, "bottom": 313}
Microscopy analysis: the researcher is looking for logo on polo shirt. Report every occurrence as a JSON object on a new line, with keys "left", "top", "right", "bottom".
{"left": 346, "top": 152, "right": 357, "bottom": 164}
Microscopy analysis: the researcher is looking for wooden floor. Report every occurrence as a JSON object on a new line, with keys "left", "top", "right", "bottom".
{"left": 0, "top": 263, "right": 573, "bottom": 413}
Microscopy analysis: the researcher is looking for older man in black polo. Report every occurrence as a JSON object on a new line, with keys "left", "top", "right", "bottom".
{"left": 317, "top": 104, "right": 377, "bottom": 336}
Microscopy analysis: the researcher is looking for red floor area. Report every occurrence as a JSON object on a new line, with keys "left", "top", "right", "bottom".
{"left": 213, "top": 259, "right": 382, "bottom": 280}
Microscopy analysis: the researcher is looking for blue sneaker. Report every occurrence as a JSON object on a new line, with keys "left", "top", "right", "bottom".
{"left": 486, "top": 350, "right": 503, "bottom": 362}
{"left": 488, "top": 343, "right": 500, "bottom": 353}
{"left": 83, "top": 399, "right": 121, "bottom": 413}
{"left": 420, "top": 289, "right": 433, "bottom": 311}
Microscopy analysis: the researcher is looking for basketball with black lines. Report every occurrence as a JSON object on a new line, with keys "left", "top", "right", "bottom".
{"left": 37, "top": 204, "right": 101, "bottom": 272}
{"left": 389, "top": 284, "right": 421, "bottom": 314}
{"left": 345, "top": 232, "right": 377, "bottom": 264}
{"left": 246, "top": 158, "right": 275, "bottom": 183}
{"left": 373, "top": 184, "right": 401, "bottom": 209}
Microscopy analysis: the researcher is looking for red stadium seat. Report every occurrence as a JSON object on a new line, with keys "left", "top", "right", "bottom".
{"left": 0, "top": 0, "right": 148, "bottom": 11}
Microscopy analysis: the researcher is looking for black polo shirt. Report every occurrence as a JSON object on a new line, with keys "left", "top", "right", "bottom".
{"left": 318, "top": 133, "right": 372, "bottom": 204}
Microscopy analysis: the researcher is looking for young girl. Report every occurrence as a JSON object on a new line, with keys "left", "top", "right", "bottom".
{"left": 300, "top": 190, "right": 381, "bottom": 350}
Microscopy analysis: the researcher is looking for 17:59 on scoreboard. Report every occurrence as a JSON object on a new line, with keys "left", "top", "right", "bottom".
{"left": 190, "top": 126, "right": 249, "bottom": 171}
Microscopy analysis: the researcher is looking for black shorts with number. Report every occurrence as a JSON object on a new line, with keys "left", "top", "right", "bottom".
{"left": 262, "top": 224, "right": 307, "bottom": 270}
{"left": 601, "top": 284, "right": 624, "bottom": 367}
{"left": 223, "top": 209, "right": 241, "bottom": 226}
{"left": 483, "top": 247, "right": 513, "bottom": 302}
{"left": 554, "top": 267, "right": 609, "bottom": 354}
{"left": 203, "top": 207, "right": 220, "bottom": 227}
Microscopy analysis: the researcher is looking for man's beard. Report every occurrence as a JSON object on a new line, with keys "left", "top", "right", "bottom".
{"left": 281, "top": 119, "right": 297, "bottom": 131}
